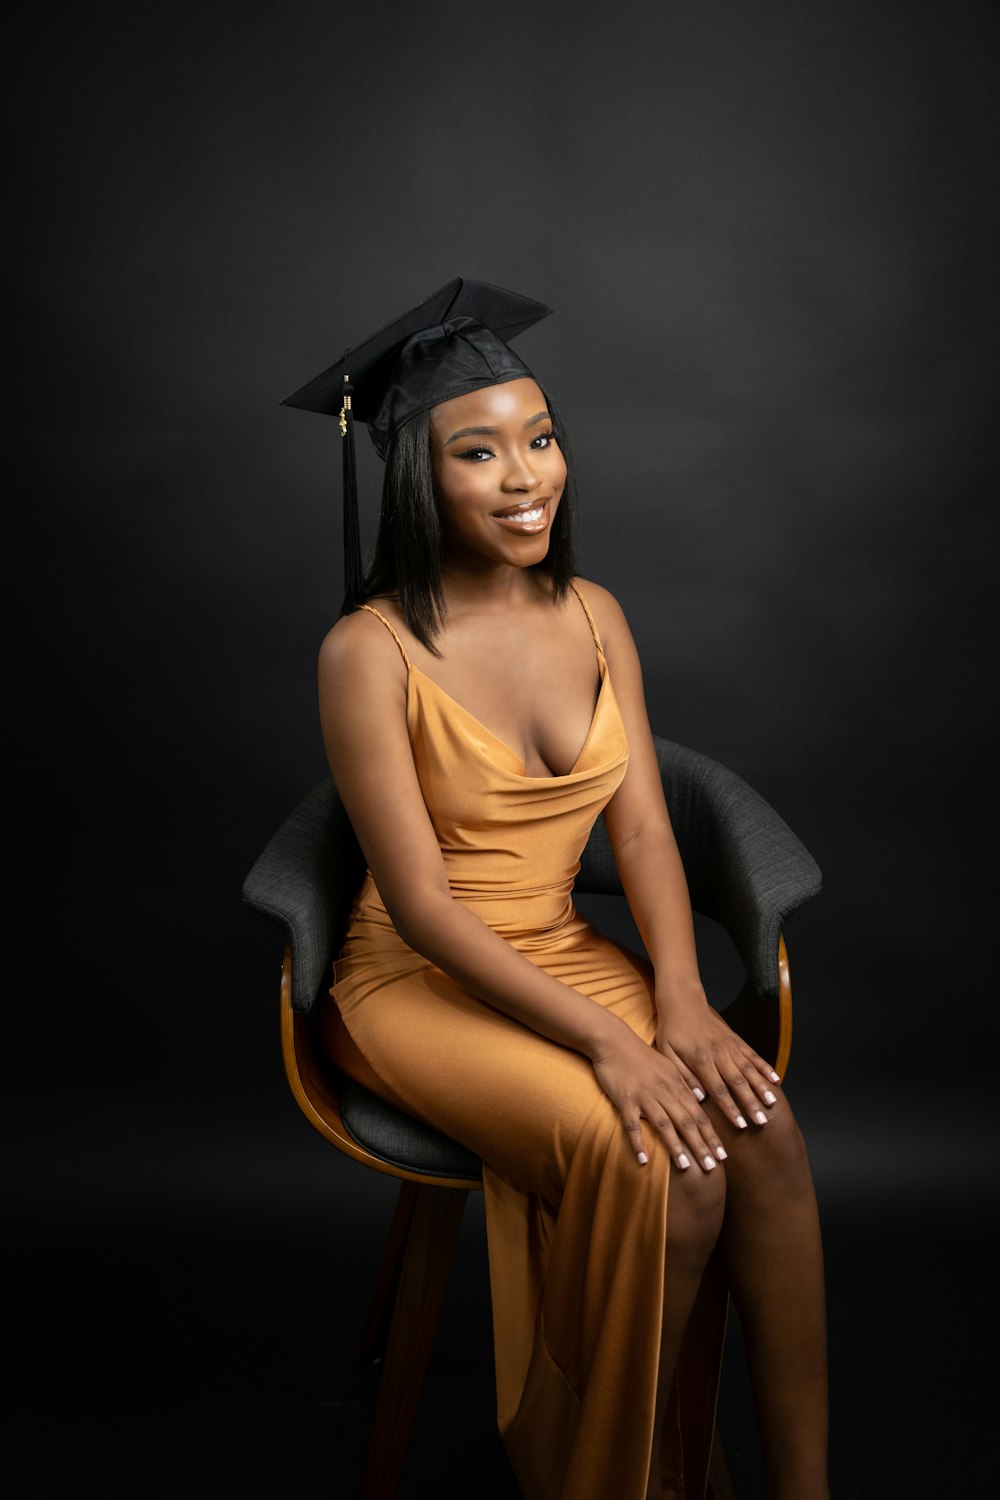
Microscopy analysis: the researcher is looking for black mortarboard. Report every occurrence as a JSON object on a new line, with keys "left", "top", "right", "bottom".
{"left": 281, "top": 276, "right": 553, "bottom": 612}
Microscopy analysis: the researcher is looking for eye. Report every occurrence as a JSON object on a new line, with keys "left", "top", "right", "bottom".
{"left": 531, "top": 430, "right": 557, "bottom": 450}
{"left": 457, "top": 445, "right": 496, "bottom": 462}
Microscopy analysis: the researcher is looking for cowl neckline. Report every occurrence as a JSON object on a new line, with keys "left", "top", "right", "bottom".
{"left": 407, "top": 656, "right": 617, "bottom": 783}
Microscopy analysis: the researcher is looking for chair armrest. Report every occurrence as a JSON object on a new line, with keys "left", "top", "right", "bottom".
{"left": 242, "top": 780, "right": 364, "bottom": 1012}
{"left": 577, "top": 736, "right": 822, "bottom": 1000}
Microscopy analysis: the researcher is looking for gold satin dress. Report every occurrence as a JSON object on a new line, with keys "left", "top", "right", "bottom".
{"left": 318, "top": 584, "right": 725, "bottom": 1500}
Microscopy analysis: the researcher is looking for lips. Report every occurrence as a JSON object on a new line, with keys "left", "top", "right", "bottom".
{"left": 491, "top": 497, "right": 551, "bottom": 533}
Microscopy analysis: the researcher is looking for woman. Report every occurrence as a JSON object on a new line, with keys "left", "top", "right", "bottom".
{"left": 283, "top": 278, "right": 830, "bottom": 1499}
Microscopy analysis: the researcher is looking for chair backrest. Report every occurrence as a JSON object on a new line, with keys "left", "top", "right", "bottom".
{"left": 242, "top": 734, "right": 821, "bottom": 1014}
{"left": 245, "top": 780, "right": 363, "bottom": 1014}
{"left": 253, "top": 774, "right": 632, "bottom": 1015}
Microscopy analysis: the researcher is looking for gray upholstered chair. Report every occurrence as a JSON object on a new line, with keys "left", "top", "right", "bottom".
{"left": 241, "top": 734, "right": 822, "bottom": 1500}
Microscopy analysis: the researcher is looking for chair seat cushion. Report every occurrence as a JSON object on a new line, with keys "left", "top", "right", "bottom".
{"left": 340, "top": 1079, "right": 483, "bottom": 1180}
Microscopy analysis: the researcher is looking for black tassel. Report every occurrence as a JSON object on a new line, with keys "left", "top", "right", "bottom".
{"left": 339, "top": 373, "right": 364, "bottom": 615}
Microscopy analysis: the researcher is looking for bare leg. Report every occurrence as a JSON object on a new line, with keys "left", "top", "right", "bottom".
{"left": 712, "top": 1092, "right": 830, "bottom": 1500}
{"left": 646, "top": 1162, "right": 727, "bottom": 1500}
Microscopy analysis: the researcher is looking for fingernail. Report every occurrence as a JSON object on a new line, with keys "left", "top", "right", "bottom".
{"left": 763, "top": 1090, "right": 777, "bottom": 1105}
{"left": 770, "top": 1072, "right": 781, "bottom": 1082}
{"left": 715, "top": 1145, "right": 727, "bottom": 1160}
{"left": 692, "top": 1087, "right": 705, "bottom": 1101}
{"left": 678, "top": 1153, "right": 690, "bottom": 1169}
{"left": 736, "top": 1116, "right": 747, "bottom": 1129}
{"left": 754, "top": 1110, "right": 767, "bottom": 1125}
{"left": 703, "top": 1155, "right": 716, "bottom": 1170}
{"left": 637, "top": 1151, "right": 648, "bottom": 1165}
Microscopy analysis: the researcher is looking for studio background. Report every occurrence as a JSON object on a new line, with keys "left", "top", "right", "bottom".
{"left": 10, "top": 2, "right": 996, "bottom": 1496}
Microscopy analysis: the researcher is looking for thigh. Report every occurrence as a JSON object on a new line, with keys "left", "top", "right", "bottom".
{"left": 323, "top": 925, "right": 658, "bottom": 1203}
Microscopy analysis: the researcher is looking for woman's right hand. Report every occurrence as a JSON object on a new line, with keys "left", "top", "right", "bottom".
{"left": 589, "top": 1019, "right": 728, "bottom": 1172}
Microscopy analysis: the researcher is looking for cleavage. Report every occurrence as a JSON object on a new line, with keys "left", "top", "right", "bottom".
{"left": 422, "top": 658, "right": 601, "bottom": 778}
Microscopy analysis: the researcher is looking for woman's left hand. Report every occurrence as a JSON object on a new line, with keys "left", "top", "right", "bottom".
{"left": 656, "top": 992, "right": 782, "bottom": 1132}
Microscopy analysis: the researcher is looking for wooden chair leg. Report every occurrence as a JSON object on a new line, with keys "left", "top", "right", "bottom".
{"left": 359, "top": 1181, "right": 418, "bottom": 1365}
{"left": 361, "top": 1184, "right": 470, "bottom": 1500}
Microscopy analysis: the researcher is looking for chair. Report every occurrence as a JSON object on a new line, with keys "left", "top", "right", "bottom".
{"left": 241, "top": 734, "right": 822, "bottom": 1500}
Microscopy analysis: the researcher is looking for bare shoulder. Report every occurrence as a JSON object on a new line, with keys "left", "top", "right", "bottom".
{"left": 570, "top": 576, "right": 634, "bottom": 646}
{"left": 317, "top": 604, "right": 407, "bottom": 695}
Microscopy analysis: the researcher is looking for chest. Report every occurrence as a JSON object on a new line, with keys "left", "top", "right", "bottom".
{"left": 413, "top": 633, "right": 602, "bottom": 780}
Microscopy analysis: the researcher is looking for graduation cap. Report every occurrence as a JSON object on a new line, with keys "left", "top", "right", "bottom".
{"left": 281, "top": 276, "right": 553, "bottom": 612}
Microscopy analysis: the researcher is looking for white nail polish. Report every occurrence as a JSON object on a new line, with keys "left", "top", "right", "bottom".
{"left": 770, "top": 1072, "right": 781, "bottom": 1082}
{"left": 736, "top": 1115, "right": 747, "bottom": 1128}
{"left": 764, "top": 1090, "right": 777, "bottom": 1105}
{"left": 755, "top": 1110, "right": 767, "bottom": 1125}
{"left": 704, "top": 1155, "right": 716, "bottom": 1170}
{"left": 693, "top": 1087, "right": 705, "bottom": 1101}
{"left": 678, "top": 1153, "right": 690, "bottom": 1169}
{"left": 715, "top": 1146, "right": 727, "bottom": 1160}
{"left": 637, "top": 1151, "right": 648, "bottom": 1165}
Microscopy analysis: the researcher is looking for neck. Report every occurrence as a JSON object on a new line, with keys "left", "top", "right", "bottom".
{"left": 439, "top": 559, "right": 547, "bottom": 613}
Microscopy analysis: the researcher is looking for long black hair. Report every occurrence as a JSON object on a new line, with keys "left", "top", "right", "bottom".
{"left": 354, "top": 388, "right": 578, "bottom": 653}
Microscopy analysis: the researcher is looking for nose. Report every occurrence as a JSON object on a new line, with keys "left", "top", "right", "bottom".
{"left": 500, "top": 453, "right": 544, "bottom": 493}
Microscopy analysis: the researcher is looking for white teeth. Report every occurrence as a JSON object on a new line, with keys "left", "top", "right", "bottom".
{"left": 500, "top": 506, "right": 544, "bottom": 523}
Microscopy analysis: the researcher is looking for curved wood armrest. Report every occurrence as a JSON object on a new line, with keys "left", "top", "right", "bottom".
{"left": 776, "top": 934, "right": 792, "bottom": 1079}
{"left": 280, "top": 948, "right": 482, "bottom": 1191}
{"left": 719, "top": 931, "right": 793, "bottom": 1077}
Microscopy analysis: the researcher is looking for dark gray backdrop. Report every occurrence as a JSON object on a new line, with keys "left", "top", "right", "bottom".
{"left": 12, "top": 2, "right": 997, "bottom": 1496}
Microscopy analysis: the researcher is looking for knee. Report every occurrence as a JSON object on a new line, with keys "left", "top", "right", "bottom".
{"left": 667, "top": 1158, "right": 727, "bottom": 1261}
{"left": 758, "top": 1091, "right": 811, "bottom": 1172}
{"left": 734, "top": 1089, "right": 815, "bottom": 1198}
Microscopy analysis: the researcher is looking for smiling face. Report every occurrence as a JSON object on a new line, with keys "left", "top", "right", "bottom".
{"left": 428, "top": 377, "right": 567, "bottom": 573}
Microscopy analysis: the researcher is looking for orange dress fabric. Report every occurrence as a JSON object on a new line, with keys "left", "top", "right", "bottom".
{"left": 317, "top": 585, "right": 725, "bottom": 1499}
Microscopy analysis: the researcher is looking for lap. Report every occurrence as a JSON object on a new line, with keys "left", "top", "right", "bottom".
{"left": 319, "top": 922, "right": 658, "bottom": 1202}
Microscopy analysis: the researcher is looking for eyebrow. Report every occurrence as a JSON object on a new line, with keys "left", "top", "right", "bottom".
{"left": 443, "top": 411, "right": 551, "bottom": 446}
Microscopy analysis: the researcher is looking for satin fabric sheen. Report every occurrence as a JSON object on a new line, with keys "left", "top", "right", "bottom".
{"left": 316, "top": 586, "right": 724, "bottom": 1499}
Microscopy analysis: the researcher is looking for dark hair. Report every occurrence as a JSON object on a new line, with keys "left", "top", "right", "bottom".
{"left": 357, "top": 387, "right": 578, "bottom": 653}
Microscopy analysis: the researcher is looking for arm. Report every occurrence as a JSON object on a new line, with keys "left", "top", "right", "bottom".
{"left": 319, "top": 609, "right": 728, "bottom": 1171}
{"left": 578, "top": 582, "right": 782, "bottom": 1129}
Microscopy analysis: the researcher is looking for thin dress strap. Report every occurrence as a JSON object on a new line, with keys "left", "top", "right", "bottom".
{"left": 358, "top": 603, "right": 413, "bottom": 669}
{"left": 569, "top": 581, "right": 606, "bottom": 659}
